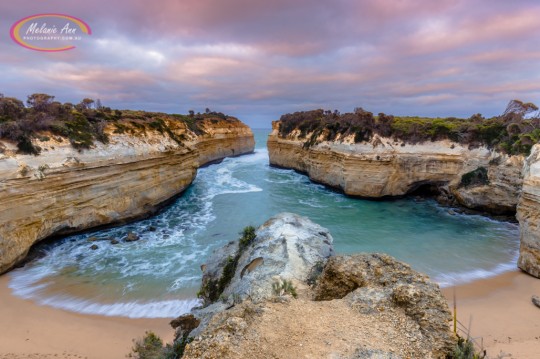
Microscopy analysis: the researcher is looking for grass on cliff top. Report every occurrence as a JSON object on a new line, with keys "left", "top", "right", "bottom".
{"left": 0, "top": 93, "right": 237, "bottom": 155}
{"left": 277, "top": 100, "right": 540, "bottom": 155}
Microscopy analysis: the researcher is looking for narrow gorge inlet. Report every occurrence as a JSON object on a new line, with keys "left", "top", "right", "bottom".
{"left": 2, "top": 2, "right": 540, "bottom": 357}
{"left": 9, "top": 130, "right": 519, "bottom": 318}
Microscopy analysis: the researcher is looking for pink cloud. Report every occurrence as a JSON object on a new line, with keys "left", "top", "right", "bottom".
{"left": 0, "top": 0, "right": 539, "bottom": 127}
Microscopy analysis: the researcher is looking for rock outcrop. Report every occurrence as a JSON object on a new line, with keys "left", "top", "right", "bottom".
{"left": 198, "top": 212, "right": 334, "bottom": 305}
{"left": 267, "top": 121, "right": 523, "bottom": 215}
{"left": 0, "top": 118, "right": 254, "bottom": 274}
{"left": 517, "top": 144, "right": 540, "bottom": 277}
{"left": 314, "top": 254, "right": 455, "bottom": 358}
{"left": 176, "top": 213, "right": 455, "bottom": 358}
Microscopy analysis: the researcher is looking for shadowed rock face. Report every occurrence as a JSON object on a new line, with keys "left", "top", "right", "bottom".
{"left": 518, "top": 144, "right": 540, "bottom": 277}
{"left": 0, "top": 118, "right": 254, "bottom": 274}
{"left": 268, "top": 121, "right": 523, "bottom": 215}
{"left": 314, "top": 254, "right": 455, "bottom": 358}
{"left": 175, "top": 213, "right": 456, "bottom": 358}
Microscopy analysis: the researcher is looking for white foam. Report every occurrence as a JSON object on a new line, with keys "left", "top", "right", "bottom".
{"left": 9, "top": 150, "right": 266, "bottom": 318}
{"left": 34, "top": 295, "right": 200, "bottom": 318}
{"left": 434, "top": 252, "right": 519, "bottom": 288}
{"left": 299, "top": 199, "right": 327, "bottom": 208}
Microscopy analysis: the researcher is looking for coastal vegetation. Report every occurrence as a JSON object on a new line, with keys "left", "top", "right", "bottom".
{"left": 197, "top": 226, "right": 257, "bottom": 304}
{"left": 0, "top": 93, "right": 233, "bottom": 155}
{"left": 130, "top": 330, "right": 190, "bottom": 359}
{"left": 277, "top": 100, "right": 540, "bottom": 155}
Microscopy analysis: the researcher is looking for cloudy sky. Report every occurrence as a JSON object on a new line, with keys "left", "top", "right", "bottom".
{"left": 1, "top": 0, "right": 539, "bottom": 127}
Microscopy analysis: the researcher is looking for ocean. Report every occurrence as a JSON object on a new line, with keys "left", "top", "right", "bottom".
{"left": 9, "top": 129, "right": 519, "bottom": 318}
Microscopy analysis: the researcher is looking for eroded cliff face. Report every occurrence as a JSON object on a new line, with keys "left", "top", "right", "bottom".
{"left": 517, "top": 144, "right": 540, "bottom": 277}
{"left": 0, "top": 118, "right": 254, "bottom": 274}
{"left": 268, "top": 121, "right": 523, "bottom": 215}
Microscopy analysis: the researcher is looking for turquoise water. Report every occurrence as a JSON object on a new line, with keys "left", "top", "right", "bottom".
{"left": 9, "top": 129, "right": 520, "bottom": 318}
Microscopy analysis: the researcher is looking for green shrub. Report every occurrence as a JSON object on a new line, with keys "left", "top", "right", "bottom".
{"left": 129, "top": 331, "right": 164, "bottom": 359}
{"left": 272, "top": 279, "right": 298, "bottom": 298}
{"left": 451, "top": 336, "right": 486, "bottom": 359}
{"left": 16, "top": 135, "right": 40, "bottom": 155}
{"left": 129, "top": 331, "right": 193, "bottom": 359}
{"left": 460, "top": 167, "right": 489, "bottom": 187}
{"left": 162, "top": 336, "right": 193, "bottom": 359}
{"left": 0, "top": 94, "right": 231, "bottom": 154}
{"left": 239, "top": 226, "right": 256, "bottom": 252}
{"left": 277, "top": 102, "right": 540, "bottom": 155}
{"left": 198, "top": 226, "right": 258, "bottom": 304}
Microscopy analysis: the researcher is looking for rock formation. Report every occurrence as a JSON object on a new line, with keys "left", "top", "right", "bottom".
{"left": 517, "top": 144, "right": 540, "bottom": 277}
{"left": 267, "top": 121, "right": 523, "bottom": 215}
{"left": 0, "top": 117, "right": 254, "bottom": 274}
{"left": 176, "top": 213, "right": 456, "bottom": 358}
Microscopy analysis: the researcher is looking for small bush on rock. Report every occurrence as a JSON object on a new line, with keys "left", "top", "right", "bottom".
{"left": 129, "top": 331, "right": 164, "bottom": 359}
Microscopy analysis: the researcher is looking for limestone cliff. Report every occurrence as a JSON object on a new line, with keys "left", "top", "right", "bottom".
{"left": 268, "top": 121, "right": 523, "bottom": 215}
{"left": 173, "top": 213, "right": 455, "bottom": 359}
{"left": 0, "top": 118, "right": 254, "bottom": 274}
{"left": 517, "top": 144, "right": 540, "bottom": 277}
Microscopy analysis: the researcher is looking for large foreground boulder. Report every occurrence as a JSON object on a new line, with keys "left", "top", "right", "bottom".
{"left": 174, "top": 213, "right": 455, "bottom": 358}
{"left": 198, "top": 212, "right": 334, "bottom": 306}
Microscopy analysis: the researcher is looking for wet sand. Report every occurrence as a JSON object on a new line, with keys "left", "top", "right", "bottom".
{"left": 1, "top": 270, "right": 539, "bottom": 358}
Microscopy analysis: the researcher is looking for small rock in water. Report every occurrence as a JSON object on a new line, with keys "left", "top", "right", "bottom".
{"left": 447, "top": 210, "right": 456, "bottom": 215}
{"left": 148, "top": 226, "right": 157, "bottom": 232}
{"left": 88, "top": 236, "right": 98, "bottom": 242}
{"left": 90, "top": 244, "right": 98, "bottom": 250}
{"left": 532, "top": 295, "right": 540, "bottom": 308}
{"left": 110, "top": 239, "right": 119, "bottom": 245}
{"left": 125, "top": 232, "right": 139, "bottom": 242}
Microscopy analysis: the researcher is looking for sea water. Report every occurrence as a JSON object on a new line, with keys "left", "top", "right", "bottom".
{"left": 9, "top": 129, "right": 519, "bottom": 318}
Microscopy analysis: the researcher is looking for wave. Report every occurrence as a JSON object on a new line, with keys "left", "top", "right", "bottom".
{"left": 15, "top": 291, "right": 200, "bottom": 318}
{"left": 434, "top": 252, "right": 519, "bottom": 288}
{"left": 9, "top": 151, "right": 265, "bottom": 318}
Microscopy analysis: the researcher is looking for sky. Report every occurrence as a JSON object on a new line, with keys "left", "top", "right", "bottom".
{"left": 1, "top": 0, "right": 539, "bottom": 128}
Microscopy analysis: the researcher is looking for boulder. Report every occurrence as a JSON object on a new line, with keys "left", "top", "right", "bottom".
{"left": 314, "top": 254, "right": 455, "bottom": 358}
{"left": 198, "top": 212, "right": 334, "bottom": 306}
{"left": 125, "top": 232, "right": 139, "bottom": 242}
{"left": 170, "top": 314, "right": 200, "bottom": 342}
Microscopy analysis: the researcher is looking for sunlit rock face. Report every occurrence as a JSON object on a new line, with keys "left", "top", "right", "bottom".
{"left": 268, "top": 120, "right": 523, "bottom": 215}
{"left": 0, "top": 118, "right": 254, "bottom": 274}
{"left": 518, "top": 144, "right": 540, "bottom": 277}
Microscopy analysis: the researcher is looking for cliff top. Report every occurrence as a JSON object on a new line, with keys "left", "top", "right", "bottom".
{"left": 155, "top": 213, "right": 457, "bottom": 359}
{"left": 0, "top": 93, "right": 245, "bottom": 156}
{"left": 275, "top": 100, "right": 540, "bottom": 155}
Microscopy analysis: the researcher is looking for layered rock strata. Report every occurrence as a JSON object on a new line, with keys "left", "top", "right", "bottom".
{"left": 517, "top": 144, "right": 540, "bottom": 277}
{"left": 0, "top": 118, "right": 254, "bottom": 274}
{"left": 267, "top": 121, "right": 523, "bottom": 215}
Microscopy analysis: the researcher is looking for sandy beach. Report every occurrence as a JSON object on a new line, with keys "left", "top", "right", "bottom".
{"left": 0, "top": 275, "right": 173, "bottom": 359}
{"left": 1, "top": 270, "right": 539, "bottom": 358}
{"left": 442, "top": 270, "right": 540, "bottom": 358}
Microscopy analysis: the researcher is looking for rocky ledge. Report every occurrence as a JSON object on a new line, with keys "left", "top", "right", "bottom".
{"left": 0, "top": 117, "right": 254, "bottom": 274}
{"left": 172, "top": 213, "right": 456, "bottom": 359}
{"left": 268, "top": 121, "right": 524, "bottom": 216}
